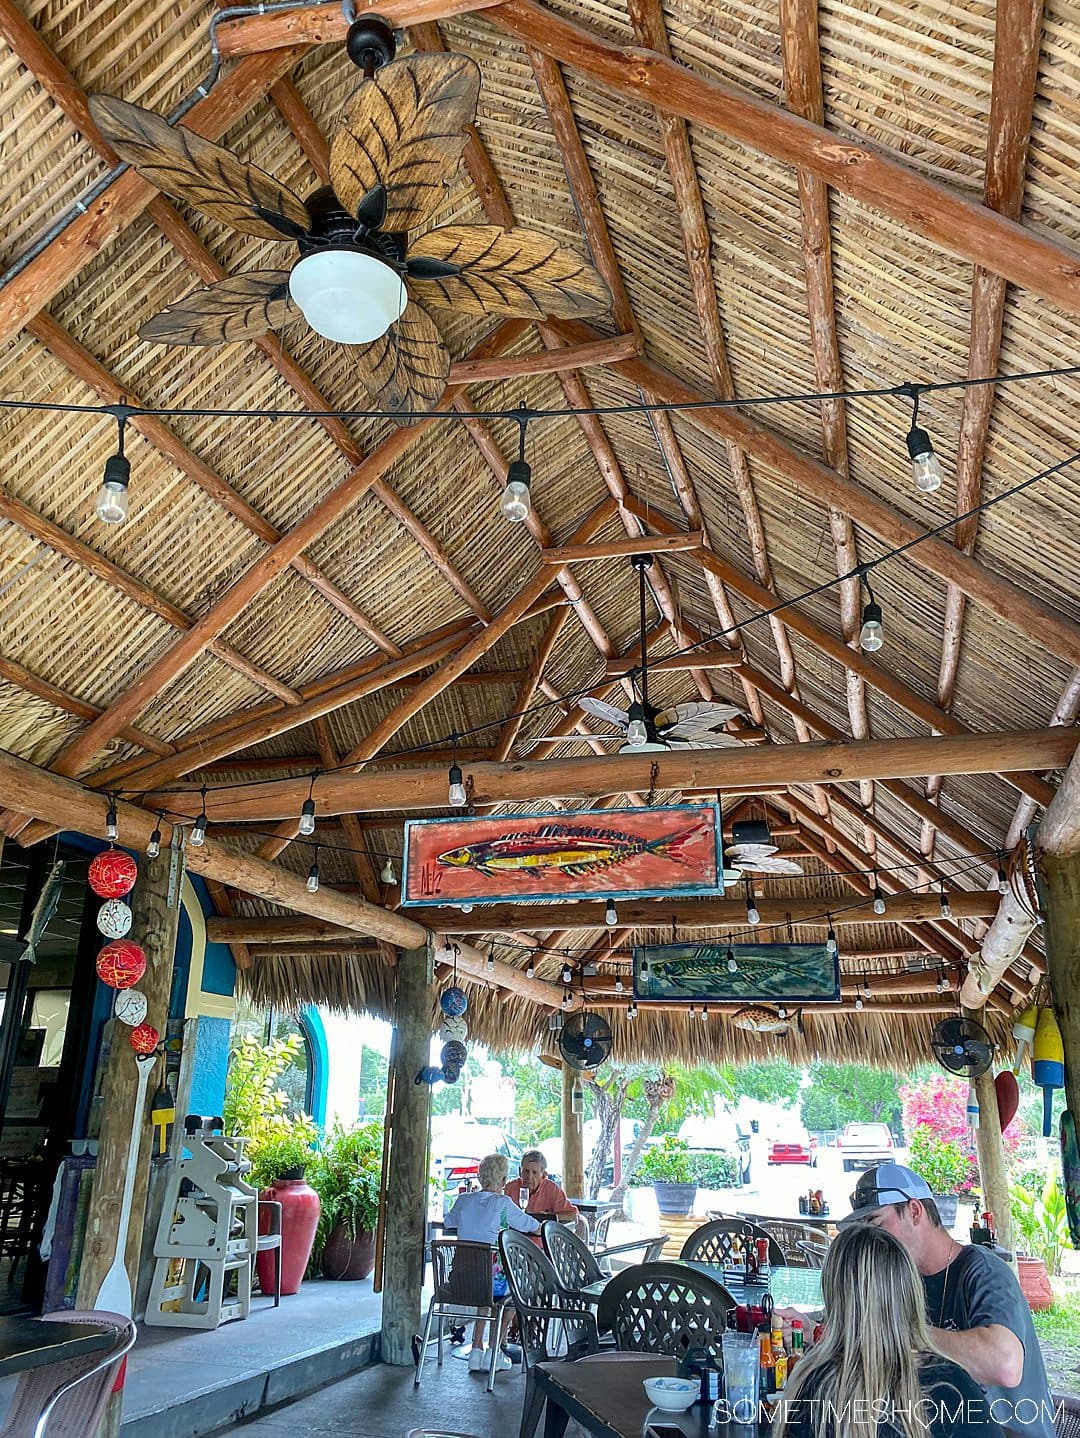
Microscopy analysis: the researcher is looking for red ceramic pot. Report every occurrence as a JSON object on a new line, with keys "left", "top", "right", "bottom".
{"left": 258, "top": 1175, "right": 320, "bottom": 1296}
{"left": 1017, "top": 1255, "right": 1054, "bottom": 1312}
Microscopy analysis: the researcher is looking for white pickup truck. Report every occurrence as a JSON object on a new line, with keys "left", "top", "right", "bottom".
{"left": 837, "top": 1122, "right": 895, "bottom": 1172}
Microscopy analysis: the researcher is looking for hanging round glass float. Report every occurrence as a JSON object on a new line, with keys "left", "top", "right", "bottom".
{"left": 114, "top": 988, "right": 148, "bottom": 1026}
{"left": 439, "top": 986, "right": 468, "bottom": 1017}
{"left": 89, "top": 849, "right": 138, "bottom": 899}
{"left": 440, "top": 1040, "right": 467, "bottom": 1070}
{"left": 96, "top": 938, "right": 147, "bottom": 990}
{"left": 438, "top": 1013, "right": 468, "bottom": 1043}
{"left": 96, "top": 899, "right": 132, "bottom": 939}
{"left": 129, "top": 1022, "right": 159, "bottom": 1054}
{"left": 416, "top": 1064, "right": 444, "bottom": 1085}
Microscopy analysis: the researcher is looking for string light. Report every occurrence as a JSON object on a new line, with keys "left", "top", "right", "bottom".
{"left": 872, "top": 874, "right": 886, "bottom": 916}
{"left": 863, "top": 977, "right": 872, "bottom": 999}
{"left": 615, "top": 974, "right": 624, "bottom": 993}
{"left": 561, "top": 990, "right": 572, "bottom": 1009}
{"left": 447, "top": 759, "right": 466, "bottom": 808}
{"left": 147, "top": 816, "right": 163, "bottom": 859}
{"left": 826, "top": 918, "right": 838, "bottom": 957}
{"left": 95, "top": 405, "right": 130, "bottom": 524}
{"left": 688, "top": 1003, "right": 696, "bottom": 1019}
{"left": 726, "top": 938, "right": 738, "bottom": 974}
{"left": 458, "top": 902, "right": 473, "bottom": 914}
{"left": 701, "top": 1005, "right": 709, "bottom": 1022}
{"left": 904, "top": 388, "right": 944, "bottom": 493}
{"left": 745, "top": 882, "right": 760, "bottom": 926}
{"left": 627, "top": 1001, "right": 638, "bottom": 1019}
{"left": 189, "top": 789, "right": 208, "bottom": 847}
{"left": 526, "top": 959, "right": 535, "bottom": 979}
{"left": 299, "top": 772, "right": 317, "bottom": 836}
{"left": 855, "top": 996, "right": 864, "bottom": 1011}
{"left": 605, "top": 898, "right": 618, "bottom": 927}
{"left": 499, "top": 404, "right": 532, "bottom": 522}
{"left": 997, "top": 854, "right": 1009, "bottom": 897}
{"left": 859, "top": 569, "right": 884, "bottom": 652}
{"left": 306, "top": 851, "right": 320, "bottom": 893}
{"left": 105, "top": 798, "right": 119, "bottom": 842}
{"left": 562, "top": 963, "right": 572, "bottom": 984}
{"left": 777, "top": 1005, "right": 788, "bottom": 1020}
{"left": 939, "top": 882, "right": 952, "bottom": 919}
{"left": 936, "top": 971, "right": 947, "bottom": 994}
{"left": 625, "top": 700, "right": 648, "bottom": 749}
{"left": 380, "top": 858, "right": 397, "bottom": 885}
{"left": 486, "top": 946, "right": 495, "bottom": 975}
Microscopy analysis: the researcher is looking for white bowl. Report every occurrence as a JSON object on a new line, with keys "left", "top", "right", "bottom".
{"left": 643, "top": 1377, "right": 698, "bottom": 1412}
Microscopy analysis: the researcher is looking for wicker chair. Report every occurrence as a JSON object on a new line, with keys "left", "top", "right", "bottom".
{"left": 680, "top": 1218, "right": 784, "bottom": 1269}
{"left": 595, "top": 1260, "right": 736, "bottom": 1362}
{"left": 755, "top": 1219, "right": 829, "bottom": 1265}
{"left": 1054, "top": 1394, "right": 1080, "bottom": 1438}
{"left": 0, "top": 1310, "right": 135, "bottom": 1438}
{"left": 498, "top": 1229, "right": 599, "bottom": 1370}
{"left": 414, "top": 1239, "right": 510, "bottom": 1394}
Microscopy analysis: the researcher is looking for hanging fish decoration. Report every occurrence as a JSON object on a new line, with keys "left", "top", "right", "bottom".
{"left": 730, "top": 1005, "right": 792, "bottom": 1037}
{"left": 24, "top": 860, "right": 65, "bottom": 963}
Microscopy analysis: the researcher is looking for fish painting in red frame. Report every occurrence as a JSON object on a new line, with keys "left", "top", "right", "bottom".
{"left": 400, "top": 803, "right": 722, "bottom": 907}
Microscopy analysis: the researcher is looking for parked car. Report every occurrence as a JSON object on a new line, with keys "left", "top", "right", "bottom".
{"left": 767, "top": 1128, "right": 818, "bottom": 1167}
{"left": 837, "top": 1121, "right": 895, "bottom": 1172}
{"left": 429, "top": 1120, "right": 524, "bottom": 1218}
{"left": 678, "top": 1114, "right": 752, "bottom": 1185}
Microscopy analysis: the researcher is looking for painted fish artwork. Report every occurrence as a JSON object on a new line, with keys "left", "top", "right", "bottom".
{"left": 401, "top": 804, "right": 721, "bottom": 907}
{"left": 633, "top": 941, "right": 840, "bottom": 1004}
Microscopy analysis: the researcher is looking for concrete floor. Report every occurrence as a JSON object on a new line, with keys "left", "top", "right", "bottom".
{"left": 219, "top": 1344, "right": 540, "bottom": 1438}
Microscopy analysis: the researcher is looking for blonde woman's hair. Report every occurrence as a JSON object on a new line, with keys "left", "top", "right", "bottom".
{"left": 781, "top": 1224, "right": 940, "bottom": 1438}
{"left": 477, "top": 1153, "right": 508, "bottom": 1190}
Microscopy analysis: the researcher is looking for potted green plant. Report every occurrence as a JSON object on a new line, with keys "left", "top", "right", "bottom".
{"left": 249, "top": 1123, "right": 321, "bottom": 1295}
{"left": 1010, "top": 1171, "right": 1071, "bottom": 1311}
{"left": 309, "top": 1122, "right": 383, "bottom": 1280}
{"left": 639, "top": 1134, "right": 698, "bottom": 1216}
{"left": 907, "top": 1128, "right": 970, "bottom": 1229}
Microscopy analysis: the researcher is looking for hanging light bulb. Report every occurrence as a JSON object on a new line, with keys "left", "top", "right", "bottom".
{"left": 860, "top": 599, "right": 884, "bottom": 651}
{"left": 615, "top": 975, "right": 624, "bottom": 993}
{"left": 299, "top": 773, "right": 317, "bottom": 836}
{"left": 190, "top": 805, "right": 208, "bottom": 848}
{"left": 688, "top": 1004, "right": 696, "bottom": 1020}
{"left": 826, "top": 919, "right": 838, "bottom": 957}
{"left": 777, "top": 1006, "right": 788, "bottom": 1020}
{"left": 500, "top": 406, "right": 532, "bottom": 522}
{"left": 486, "top": 948, "right": 495, "bottom": 975}
{"left": 306, "top": 855, "right": 321, "bottom": 893}
{"left": 625, "top": 700, "right": 648, "bottom": 749}
{"left": 147, "top": 819, "right": 162, "bottom": 860}
{"left": 997, "top": 854, "right": 1009, "bottom": 897}
{"left": 605, "top": 897, "right": 618, "bottom": 927}
{"left": 561, "top": 989, "right": 572, "bottom": 1010}
{"left": 863, "top": 978, "right": 872, "bottom": 999}
{"left": 726, "top": 942, "right": 738, "bottom": 974}
{"left": 905, "top": 390, "right": 944, "bottom": 493}
{"left": 562, "top": 963, "right": 572, "bottom": 984}
{"left": 526, "top": 960, "right": 535, "bottom": 979}
{"left": 627, "top": 1001, "right": 638, "bottom": 1020}
{"left": 872, "top": 875, "right": 886, "bottom": 916}
{"left": 105, "top": 798, "right": 119, "bottom": 842}
{"left": 380, "top": 858, "right": 397, "bottom": 885}
{"left": 96, "top": 407, "right": 131, "bottom": 524}
{"left": 701, "top": 1005, "right": 709, "bottom": 1022}
{"left": 855, "top": 996, "right": 864, "bottom": 1011}
{"left": 448, "top": 760, "right": 467, "bottom": 808}
{"left": 939, "top": 882, "right": 952, "bottom": 919}
{"left": 936, "top": 971, "right": 947, "bottom": 994}
{"left": 459, "top": 902, "right": 473, "bottom": 914}
{"left": 745, "top": 884, "right": 760, "bottom": 926}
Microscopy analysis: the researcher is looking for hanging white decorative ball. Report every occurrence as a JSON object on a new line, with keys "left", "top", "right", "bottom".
{"left": 439, "top": 1014, "right": 468, "bottom": 1043}
{"left": 114, "top": 988, "right": 147, "bottom": 1026}
{"left": 96, "top": 899, "right": 132, "bottom": 939}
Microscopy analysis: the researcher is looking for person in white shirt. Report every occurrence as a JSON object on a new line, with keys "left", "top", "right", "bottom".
{"left": 445, "top": 1152, "right": 539, "bottom": 1372}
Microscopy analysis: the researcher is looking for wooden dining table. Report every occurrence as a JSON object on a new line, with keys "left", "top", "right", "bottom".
{"left": 0, "top": 1316, "right": 115, "bottom": 1377}
{"left": 524, "top": 1353, "right": 774, "bottom": 1438}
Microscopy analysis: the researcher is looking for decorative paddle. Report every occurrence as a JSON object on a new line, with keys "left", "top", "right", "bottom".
{"left": 92, "top": 1053, "right": 156, "bottom": 1317}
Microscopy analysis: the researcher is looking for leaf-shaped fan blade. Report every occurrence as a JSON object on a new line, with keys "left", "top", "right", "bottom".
{"left": 745, "top": 856, "right": 804, "bottom": 876}
{"left": 89, "top": 95, "right": 311, "bottom": 243}
{"left": 138, "top": 271, "right": 295, "bottom": 346}
{"left": 661, "top": 700, "right": 741, "bottom": 739}
{"left": 345, "top": 301, "right": 450, "bottom": 418}
{"left": 407, "top": 226, "right": 610, "bottom": 319}
{"left": 330, "top": 54, "right": 480, "bottom": 233}
{"left": 580, "top": 696, "right": 630, "bottom": 728}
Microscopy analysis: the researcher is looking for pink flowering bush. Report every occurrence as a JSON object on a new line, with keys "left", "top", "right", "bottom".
{"left": 900, "top": 1075, "right": 1021, "bottom": 1195}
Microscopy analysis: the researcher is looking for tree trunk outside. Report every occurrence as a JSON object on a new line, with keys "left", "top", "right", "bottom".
{"left": 585, "top": 1075, "right": 628, "bottom": 1198}
{"left": 609, "top": 1074, "right": 675, "bottom": 1212}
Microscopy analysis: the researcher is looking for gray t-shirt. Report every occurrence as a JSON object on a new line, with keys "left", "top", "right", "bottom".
{"left": 923, "top": 1245, "right": 1054, "bottom": 1438}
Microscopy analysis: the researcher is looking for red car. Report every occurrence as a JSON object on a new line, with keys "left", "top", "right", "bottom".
{"left": 767, "top": 1133, "right": 818, "bottom": 1166}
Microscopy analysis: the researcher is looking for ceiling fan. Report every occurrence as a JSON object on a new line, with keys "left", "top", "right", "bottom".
{"left": 88, "top": 16, "right": 610, "bottom": 416}
{"left": 724, "top": 819, "right": 804, "bottom": 876}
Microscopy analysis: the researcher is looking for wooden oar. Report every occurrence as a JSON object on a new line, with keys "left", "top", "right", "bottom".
{"left": 93, "top": 1053, "right": 156, "bottom": 1316}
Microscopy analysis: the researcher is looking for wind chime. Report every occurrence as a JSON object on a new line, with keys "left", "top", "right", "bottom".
{"left": 417, "top": 946, "right": 469, "bottom": 1085}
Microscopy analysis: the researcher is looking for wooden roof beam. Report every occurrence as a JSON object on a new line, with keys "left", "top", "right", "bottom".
{"left": 0, "top": 656, "right": 171, "bottom": 758}
{"left": 778, "top": 0, "right": 873, "bottom": 842}
{"left": 541, "top": 533, "right": 704, "bottom": 564}
{"left": 216, "top": 0, "right": 504, "bottom": 54}
{"left": 148, "top": 727, "right": 1079, "bottom": 823}
{"left": 447, "top": 333, "right": 641, "bottom": 384}
{"left": 485, "top": 0, "right": 1080, "bottom": 317}
{"left": 924, "top": 0, "right": 1046, "bottom": 857}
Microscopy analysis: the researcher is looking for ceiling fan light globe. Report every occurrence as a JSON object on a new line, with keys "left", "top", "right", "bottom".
{"left": 618, "top": 737, "right": 669, "bottom": 754}
{"left": 289, "top": 249, "right": 406, "bottom": 344}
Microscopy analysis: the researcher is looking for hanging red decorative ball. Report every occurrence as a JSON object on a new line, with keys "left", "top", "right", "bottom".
{"left": 129, "top": 1023, "right": 159, "bottom": 1054}
{"left": 96, "top": 938, "right": 147, "bottom": 990}
{"left": 88, "top": 849, "right": 138, "bottom": 899}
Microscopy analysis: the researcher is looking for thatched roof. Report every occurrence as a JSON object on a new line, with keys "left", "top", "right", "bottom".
{"left": 0, "top": 0, "right": 1073, "bottom": 1069}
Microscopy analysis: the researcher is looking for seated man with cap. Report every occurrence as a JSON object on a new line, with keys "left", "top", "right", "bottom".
{"left": 841, "top": 1162, "right": 1053, "bottom": 1438}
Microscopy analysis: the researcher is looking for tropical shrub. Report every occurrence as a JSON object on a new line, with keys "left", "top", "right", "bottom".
{"left": 223, "top": 1033, "right": 318, "bottom": 1184}
{"left": 908, "top": 1127, "right": 974, "bottom": 1196}
{"left": 309, "top": 1122, "right": 383, "bottom": 1257}
{"left": 1010, "top": 1173, "right": 1072, "bottom": 1275}
{"left": 686, "top": 1150, "right": 739, "bottom": 1189}
{"left": 248, "top": 1128, "right": 317, "bottom": 1190}
{"left": 637, "top": 1134, "right": 695, "bottom": 1185}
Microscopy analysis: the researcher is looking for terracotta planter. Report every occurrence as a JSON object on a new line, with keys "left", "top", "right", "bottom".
{"left": 321, "top": 1223, "right": 376, "bottom": 1280}
{"left": 258, "top": 1176, "right": 320, "bottom": 1296}
{"left": 653, "top": 1181, "right": 698, "bottom": 1216}
{"left": 1017, "top": 1255, "right": 1054, "bottom": 1312}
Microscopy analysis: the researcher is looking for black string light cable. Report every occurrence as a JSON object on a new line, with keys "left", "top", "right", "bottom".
{"left": 121, "top": 439, "right": 1080, "bottom": 806}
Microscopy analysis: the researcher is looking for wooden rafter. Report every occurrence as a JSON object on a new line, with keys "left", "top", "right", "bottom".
{"left": 0, "top": 656, "right": 170, "bottom": 757}
{"left": 216, "top": 0, "right": 504, "bottom": 54}
{"left": 923, "top": 0, "right": 1046, "bottom": 857}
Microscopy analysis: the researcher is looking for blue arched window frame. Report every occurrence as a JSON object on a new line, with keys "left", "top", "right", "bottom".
{"left": 299, "top": 1006, "right": 328, "bottom": 1129}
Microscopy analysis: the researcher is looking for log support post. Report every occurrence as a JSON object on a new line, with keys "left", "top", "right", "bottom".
{"left": 76, "top": 836, "right": 184, "bottom": 1311}
{"left": 973, "top": 1067, "right": 1013, "bottom": 1256}
{"left": 561, "top": 1063, "right": 584, "bottom": 1201}
{"left": 380, "top": 943, "right": 433, "bottom": 1366}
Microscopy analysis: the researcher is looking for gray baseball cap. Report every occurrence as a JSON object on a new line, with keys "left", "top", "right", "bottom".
{"left": 838, "top": 1162, "right": 934, "bottom": 1226}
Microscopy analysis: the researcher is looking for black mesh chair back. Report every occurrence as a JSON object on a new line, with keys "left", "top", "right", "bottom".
{"left": 596, "top": 1260, "right": 736, "bottom": 1361}
{"left": 795, "top": 1236, "right": 829, "bottom": 1270}
{"left": 680, "top": 1218, "right": 784, "bottom": 1269}
{"left": 542, "top": 1221, "right": 604, "bottom": 1293}
{"left": 499, "top": 1228, "right": 598, "bottom": 1367}
{"left": 1054, "top": 1394, "right": 1080, "bottom": 1438}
